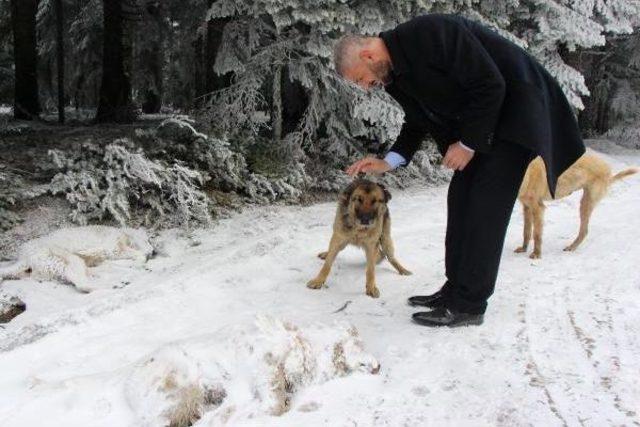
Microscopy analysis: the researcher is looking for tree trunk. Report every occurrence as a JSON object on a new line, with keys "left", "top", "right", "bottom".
{"left": 282, "top": 66, "right": 308, "bottom": 136}
{"left": 272, "top": 65, "right": 283, "bottom": 141}
{"left": 55, "top": 0, "right": 65, "bottom": 123}
{"left": 205, "top": 0, "right": 231, "bottom": 95}
{"left": 95, "top": 0, "right": 136, "bottom": 123}
{"left": 193, "top": 33, "right": 205, "bottom": 108}
{"left": 10, "top": 0, "right": 40, "bottom": 120}
{"left": 139, "top": 0, "right": 164, "bottom": 114}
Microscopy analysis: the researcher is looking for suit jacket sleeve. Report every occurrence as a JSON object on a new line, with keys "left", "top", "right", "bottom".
{"left": 389, "top": 118, "right": 428, "bottom": 164}
{"left": 416, "top": 15, "right": 506, "bottom": 152}
{"left": 386, "top": 84, "right": 453, "bottom": 164}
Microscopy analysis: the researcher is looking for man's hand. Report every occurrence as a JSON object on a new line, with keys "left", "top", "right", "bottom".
{"left": 443, "top": 141, "right": 475, "bottom": 171}
{"left": 346, "top": 157, "right": 392, "bottom": 176}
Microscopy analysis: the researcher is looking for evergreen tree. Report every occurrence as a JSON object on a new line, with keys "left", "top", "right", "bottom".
{"left": 135, "top": 0, "right": 166, "bottom": 114}
{"left": 204, "top": 0, "right": 639, "bottom": 170}
{"left": 95, "top": 0, "right": 136, "bottom": 123}
{"left": 54, "top": 0, "right": 65, "bottom": 123}
{"left": 10, "top": 0, "right": 40, "bottom": 119}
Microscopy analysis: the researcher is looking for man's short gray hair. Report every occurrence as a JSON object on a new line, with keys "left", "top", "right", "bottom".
{"left": 333, "top": 34, "right": 369, "bottom": 76}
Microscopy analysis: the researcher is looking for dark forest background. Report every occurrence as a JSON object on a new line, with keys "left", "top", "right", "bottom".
{"left": 0, "top": 0, "right": 638, "bottom": 232}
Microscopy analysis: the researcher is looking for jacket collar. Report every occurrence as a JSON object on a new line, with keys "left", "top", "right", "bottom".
{"left": 379, "top": 29, "right": 410, "bottom": 78}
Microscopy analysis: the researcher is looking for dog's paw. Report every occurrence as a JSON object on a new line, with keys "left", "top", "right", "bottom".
{"left": 366, "top": 287, "right": 380, "bottom": 298}
{"left": 307, "top": 278, "right": 325, "bottom": 289}
{"left": 563, "top": 245, "right": 577, "bottom": 252}
{"left": 529, "top": 252, "right": 541, "bottom": 259}
{"left": 398, "top": 267, "right": 412, "bottom": 276}
{"left": 514, "top": 246, "right": 527, "bottom": 253}
{"left": 75, "top": 285, "right": 94, "bottom": 294}
{"left": 317, "top": 251, "right": 328, "bottom": 260}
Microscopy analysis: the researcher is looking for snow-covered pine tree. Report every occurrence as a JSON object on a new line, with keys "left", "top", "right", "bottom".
{"left": 516, "top": 0, "right": 640, "bottom": 109}
{"left": 204, "top": 0, "right": 639, "bottom": 176}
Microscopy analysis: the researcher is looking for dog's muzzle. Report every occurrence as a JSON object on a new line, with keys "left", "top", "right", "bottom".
{"left": 147, "top": 249, "right": 158, "bottom": 260}
{"left": 356, "top": 212, "right": 376, "bottom": 226}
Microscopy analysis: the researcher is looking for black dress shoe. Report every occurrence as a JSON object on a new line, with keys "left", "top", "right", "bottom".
{"left": 407, "top": 289, "right": 447, "bottom": 308}
{"left": 412, "top": 307, "right": 484, "bottom": 327}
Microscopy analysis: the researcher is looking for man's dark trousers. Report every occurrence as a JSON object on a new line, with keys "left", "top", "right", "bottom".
{"left": 441, "top": 139, "right": 534, "bottom": 314}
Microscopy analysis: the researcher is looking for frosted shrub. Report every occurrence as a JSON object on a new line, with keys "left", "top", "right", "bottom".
{"left": 604, "top": 125, "right": 640, "bottom": 149}
{"left": 0, "top": 166, "right": 24, "bottom": 231}
{"left": 0, "top": 164, "right": 47, "bottom": 231}
{"left": 154, "top": 118, "right": 247, "bottom": 192}
{"left": 153, "top": 118, "right": 311, "bottom": 203}
{"left": 244, "top": 163, "right": 309, "bottom": 203}
{"left": 48, "top": 140, "right": 212, "bottom": 228}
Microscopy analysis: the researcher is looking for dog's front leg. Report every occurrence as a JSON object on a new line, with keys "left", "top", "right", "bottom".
{"left": 364, "top": 244, "right": 380, "bottom": 298}
{"left": 307, "top": 236, "right": 346, "bottom": 290}
{"left": 380, "top": 219, "right": 412, "bottom": 276}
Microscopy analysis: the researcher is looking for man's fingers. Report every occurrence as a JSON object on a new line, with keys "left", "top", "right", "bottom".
{"left": 442, "top": 154, "right": 450, "bottom": 169}
{"left": 347, "top": 157, "right": 392, "bottom": 176}
{"left": 347, "top": 159, "right": 371, "bottom": 176}
{"left": 346, "top": 160, "right": 364, "bottom": 175}
{"left": 352, "top": 160, "right": 365, "bottom": 174}
{"left": 358, "top": 160, "right": 374, "bottom": 174}
{"left": 443, "top": 155, "right": 456, "bottom": 170}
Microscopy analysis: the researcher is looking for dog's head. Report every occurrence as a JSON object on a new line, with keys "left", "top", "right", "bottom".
{"left": 340, "top": 179, "right": 391, "bottom": 229}
{"left": 124, "top": 228, "right": 155, "bottom": 260}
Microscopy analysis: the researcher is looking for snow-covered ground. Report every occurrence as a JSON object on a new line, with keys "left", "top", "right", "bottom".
{"left": 1, "top": 140, "right": 639, "bottom": 426}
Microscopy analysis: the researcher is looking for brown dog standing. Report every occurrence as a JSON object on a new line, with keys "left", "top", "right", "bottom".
{"left": 516, "top": 153, "right": 638, "bottom": 258}
{"left": 307, "top": 179, "right": 412, "bottom": 298}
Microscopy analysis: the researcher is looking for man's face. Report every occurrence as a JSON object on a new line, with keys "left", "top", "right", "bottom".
{"left": 344, "top": 50, "right": 392, "bottom": 90}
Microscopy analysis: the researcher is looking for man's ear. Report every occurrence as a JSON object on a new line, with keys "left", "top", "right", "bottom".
{"left": 359, "top": 48, "right": 374, "bottom": 62}
{"left": 378, "top": 183, "right": 391, "bottom": 202}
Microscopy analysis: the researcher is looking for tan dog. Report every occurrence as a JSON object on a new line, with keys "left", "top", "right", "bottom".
{"left": 307, "top": 179, "right": 411, "bottom": 298}
{"left": 515, "top": 153, "right": 638, "bottom": 259}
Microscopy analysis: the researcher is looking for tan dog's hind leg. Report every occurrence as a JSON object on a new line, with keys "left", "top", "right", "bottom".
{"left": 530, "top": 203, "right": 546, "bottom": 259}
{"left": 515, "top": 204, "right": 533, "bottom": 253}
{"left": 364, "top": 244, "right": 380, "bottom": 298}
{"left": 564, "top": 185, "right": 605, "bottom": 252}
{"left": 380, "top": 217, "right": 412, "bottom": 275}
{"left": 308, "top": 235, "right": 347, "bottom": 289}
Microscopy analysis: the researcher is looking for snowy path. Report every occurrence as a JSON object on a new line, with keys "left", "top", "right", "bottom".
{"left": 1, "top": 141, "right": 639, "bottom": 426}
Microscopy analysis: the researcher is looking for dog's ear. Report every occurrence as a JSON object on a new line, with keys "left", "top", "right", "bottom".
{"left": 340, "top": 181, "right": 358, "bottom": 206}
{"left": 378, "top": 183, "right": 391, "bottom": 202}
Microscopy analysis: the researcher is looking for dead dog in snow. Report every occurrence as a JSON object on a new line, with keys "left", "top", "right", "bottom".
{"left": 0, "top": 225, "right": 154, "bottom": 293}
{"left": 307, "top": 178, "right": 411, "bottom": 298}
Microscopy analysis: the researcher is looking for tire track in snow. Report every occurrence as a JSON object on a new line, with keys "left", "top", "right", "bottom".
{"left": 565, "top": 279, "right": 640, "bottom": 425}
{"left": 515, "top": 299, "right": 569, "bottom": 427}
{"left": 521, "top": 271, "right": 634, "bottom": 426}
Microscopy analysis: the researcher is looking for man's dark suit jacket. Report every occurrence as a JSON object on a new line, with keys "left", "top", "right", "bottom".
{"left": 380, "top": 14, "right": 586, "bottom": 196}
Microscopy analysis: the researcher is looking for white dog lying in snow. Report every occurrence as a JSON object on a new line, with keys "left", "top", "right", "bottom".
{"left": 0, "top": 226, "right": 154, "bottom": 293}
{"left": 125, "top": 316, "right": 380, "bottom": 426}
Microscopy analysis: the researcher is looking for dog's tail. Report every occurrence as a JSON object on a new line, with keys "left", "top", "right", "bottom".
{"left": 0, "top": 260, "right": 29, "bottom": 281}
{"left": 610, "top": 167, "right": 639, "bottom": 184}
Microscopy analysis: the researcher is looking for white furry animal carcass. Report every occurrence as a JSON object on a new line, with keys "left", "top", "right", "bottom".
{"left": 124, "top": 316, "right": 380, "bottom": 426}
{"left": 0, "top": 225, "right": 154, "bottom": 293}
